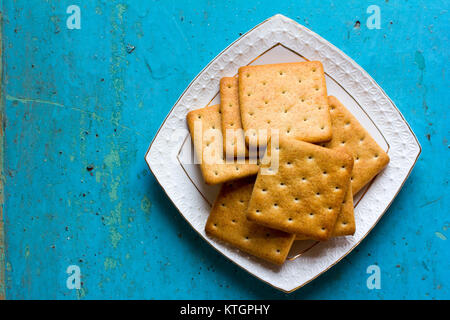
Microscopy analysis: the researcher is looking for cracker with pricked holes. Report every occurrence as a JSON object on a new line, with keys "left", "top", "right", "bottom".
{"left": 333, "top": 184, "right": 355, "bottom": 236}
{"left": 296, "top": 183, "right": 355, "bottom": 240}
{"left": 238, "top": 61, "right": 332, "bottom": 147}
{"left": 220, "top": 77, "right": 247, "bottom": 158}
{"left": 205, "top": 176, "right": 295, "bottom": 265}
{"left": 186, "top": 105, "right": 259, "bottom": 185}
{"left": 323, "top": 96, "right": 390, "bottom": 194}
{"left": 247, "top": 138, "right": 354, "bottom": 241}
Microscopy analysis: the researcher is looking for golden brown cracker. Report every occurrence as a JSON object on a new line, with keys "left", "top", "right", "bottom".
{"left": 205, "top": 176, "right": 295, "bottom": 265}
{"left": 238, "top": 61, "right": 332, "bottom": 147}
{"left": 247, "top": 138, "right": 354, "bottom": 241}
{"left": 332, "top": 184, "right": 355, "bottom": 236}
{"left": 220, "top": 77, "right": 247, "bottom": 158}
{"left": 296, "top": 182, "right": 355, "bottom": 240}
{"left": 186, "top": 105, "right": 259, "bottom": 185}
{"left": 324, "top": 96, "right": 390, "bottom": 194}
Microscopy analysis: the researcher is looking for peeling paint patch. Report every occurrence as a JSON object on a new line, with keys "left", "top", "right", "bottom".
{"left": 24, "top": 245, "right": 30, "bottom": 258}
{"left": 104, "top": 148, "right": 120, "bottom": 169}
{"left": 76, "top": 287, "right": 87, "bottom": 300}
{"left": 414, "top": 51, "right": 426, "bottom": 71}
{"left": 435, "top": 232, "right": 447, "bottom": 240}
{"left": 141, "top": 196, "right": 152, "bottom": 215}
{"left": 109, "top": 226, "right": 123, "bottom": 248}
{"left": 103, "top": 203, "right": 123, "bottom": 248}
{"left": 104, "top": 257, "right": 118, "bottom": 270}
{"left": 95, "top": 171, "right": 102, "bottom": 183}
{"left": 109, "top": 179, "right": 120, "bottom": 201}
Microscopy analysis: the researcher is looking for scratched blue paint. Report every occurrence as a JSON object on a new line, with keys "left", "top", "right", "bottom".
{"left": 1, "top": 0, "right": 448, "bottom": 299}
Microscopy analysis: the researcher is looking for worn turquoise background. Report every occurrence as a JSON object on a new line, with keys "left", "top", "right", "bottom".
{"left": 1, "top": 0, "right": 448, "bottom": 299}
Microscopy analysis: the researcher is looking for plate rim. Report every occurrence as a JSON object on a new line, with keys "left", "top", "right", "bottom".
{"left": 144, "top": 14, "right": 422, "bottom": 293}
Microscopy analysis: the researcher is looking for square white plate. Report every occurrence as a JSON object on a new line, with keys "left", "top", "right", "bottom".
{"left": 145, "top": 14, "right": 421, "bottom": 293}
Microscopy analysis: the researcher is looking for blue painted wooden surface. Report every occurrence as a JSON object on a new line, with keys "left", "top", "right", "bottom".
{"left": 1, "top": 0, "right": 448, "bottom": 299}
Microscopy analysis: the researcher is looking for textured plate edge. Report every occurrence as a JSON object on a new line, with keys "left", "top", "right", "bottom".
{"left": 144, "top": 14, "right": 422, "bottom": 293}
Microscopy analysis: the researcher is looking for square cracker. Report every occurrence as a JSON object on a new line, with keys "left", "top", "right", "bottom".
{"left": 220, "top": 77, "right": 247, "bottom": 158}
{"left": 238, "top": 61, "right": 332, "bottom": 147}
{"left": 205, "top": 176, "right": 295, "bottom": 265}
{"left": 324, "top": 96, "right": 390, "bottom": 194}
{"left": 333, "top": 184, "right": 355, "bottom": 236}
{"left": 247, "top": 138, "right": 354, "bottom": 241}
{"left": 296, "top": 183, "right": 355, "bottom": 240}
{"left": 186, "top": 105, "right": 259, "bottom": 185}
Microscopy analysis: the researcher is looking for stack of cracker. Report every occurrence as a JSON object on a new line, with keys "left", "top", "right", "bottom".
{"left": 187, "top": 61, "right": 389, "bottom": 265}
